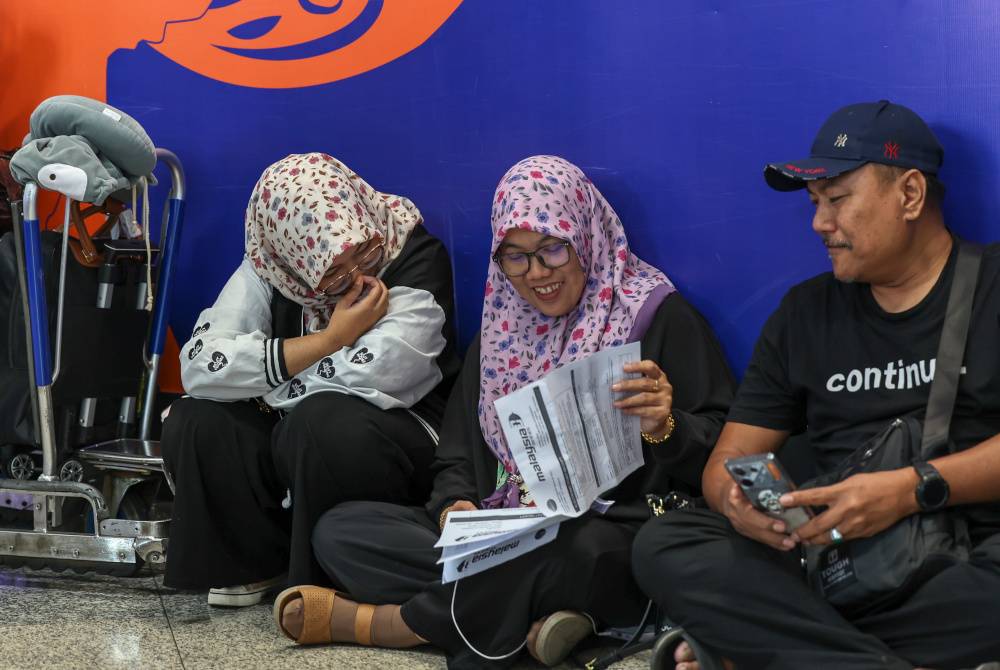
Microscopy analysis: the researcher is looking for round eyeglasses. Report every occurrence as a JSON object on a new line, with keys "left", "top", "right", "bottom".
{"left": 493, "top": 241, "right": 572, "bottom": 278}
{"left": 320, "top": 242, "right": 385, "bottom": 296}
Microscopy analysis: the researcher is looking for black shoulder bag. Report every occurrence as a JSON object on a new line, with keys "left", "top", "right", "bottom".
{"left": 803, "top": 241, "right": 981, "bottom": 617}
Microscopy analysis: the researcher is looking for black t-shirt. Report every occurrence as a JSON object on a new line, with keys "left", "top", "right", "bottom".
{"left": 730, "top": 238, "right": 1000, "bottom": 533}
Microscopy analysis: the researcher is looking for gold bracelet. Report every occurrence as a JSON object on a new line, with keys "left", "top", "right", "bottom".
{"left": 439, "top": 506, "right": 451, "bottom": 531}
{"left": 641, "top": 412, "right": 675, "bottom": 444}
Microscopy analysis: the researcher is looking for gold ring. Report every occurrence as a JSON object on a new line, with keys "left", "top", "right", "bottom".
{"left": 653, "top": 378, "right": 659, "bottom": 392}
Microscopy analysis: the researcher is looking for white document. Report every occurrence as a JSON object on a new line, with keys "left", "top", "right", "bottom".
{"left": 436, "top": 508, "right": 561, "bottom": 548}
{"left": 436, "top": 511, "right": 566, "bottom": 561}
{"left": 494, "top": 342, "right": 644, "bottom": 517}
{"left": 440, "top": 521, "right": 560, "bottom": 583}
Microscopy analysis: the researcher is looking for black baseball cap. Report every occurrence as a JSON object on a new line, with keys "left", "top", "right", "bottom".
{"left": 764, "top": 100, "right": 944, "bottom": 191}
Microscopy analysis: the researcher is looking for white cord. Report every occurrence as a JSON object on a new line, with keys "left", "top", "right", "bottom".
{"left": 51, "top": 198, "right": 71, "bottom": 383}
{"left": 142, "top": 178, "right": 153, "bottom": 311}
{"left": 450, "top": 579, "right": 526, "bottom": 661}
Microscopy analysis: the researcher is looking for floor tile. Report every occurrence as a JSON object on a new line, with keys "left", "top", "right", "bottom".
{"left": 0, "top": 566, "right": 182, "bottom": 669}
{"left": 2, "top": 620, "right": 183, "bottom": 670}
{"left": 0, "top": 566, "right": 650, "bottom": 670}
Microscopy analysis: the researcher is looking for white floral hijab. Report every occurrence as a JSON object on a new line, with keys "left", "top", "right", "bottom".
{"left": 245, "top": 153, "right": 421, "bottom": 329}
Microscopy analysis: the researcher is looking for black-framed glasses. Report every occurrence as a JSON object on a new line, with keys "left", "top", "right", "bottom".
{"left": 493, "top": 241, "right": 572, "bottom": 278}
{"left": 320, "top": 242, "right": 385, "bottom": 296}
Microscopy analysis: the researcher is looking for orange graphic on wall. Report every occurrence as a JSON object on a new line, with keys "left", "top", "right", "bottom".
{"left": 1, "top": 0, "right": 463, "bottom": 141}
{"left": 151, "top": 0, "right": 464, "bottom": 89}
{"left": 2, "top": 2, "right": 212, "bottom": 393}
{"left": 0, "top": 1, "right": 210, "bottom": 146}
{"left": 2, "top": 0, "right": 462, "bottom": 393}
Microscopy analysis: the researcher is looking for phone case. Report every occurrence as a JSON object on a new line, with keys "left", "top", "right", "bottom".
{"left": 724, "top": 452, "right": 812, "bottom": 530}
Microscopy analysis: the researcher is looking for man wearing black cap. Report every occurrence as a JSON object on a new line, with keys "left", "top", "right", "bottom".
{"left": 633, "top": 101, "right": 1000, "bottom": 670}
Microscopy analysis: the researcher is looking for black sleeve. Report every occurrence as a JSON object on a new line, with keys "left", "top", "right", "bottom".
{"left": 727, "top": 291, "right": 806, "bottom": 433}
{"left": 383, "top": 225, "right": 454, "bottom": 314}
{"left": 425, "top": 338, "right": 486, "bottom": 523}
{"left": 382, "top": 225, "right": 462, "bottom": 387}
{"left": 641, "top": 293, "right": 736, "bottom": 488}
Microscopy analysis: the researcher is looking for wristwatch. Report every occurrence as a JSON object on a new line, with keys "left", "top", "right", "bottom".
{"left": 913, "top": 461, "right": 950, "bottom": 512}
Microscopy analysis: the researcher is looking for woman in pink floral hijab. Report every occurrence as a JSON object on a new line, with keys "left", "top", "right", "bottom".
{"left": 285, "top": 155, "right": 735, "bottom": 669}
{"left": 478, "top": 155, "right": 677, "bottom": 507}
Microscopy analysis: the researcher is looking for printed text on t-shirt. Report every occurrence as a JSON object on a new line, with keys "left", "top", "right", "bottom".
{"left": 825, "top": 358, "right": 967, "bottom": 393}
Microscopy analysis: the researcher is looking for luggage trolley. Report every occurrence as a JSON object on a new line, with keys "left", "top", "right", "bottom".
{"left": 0, "top": 148, "right": 185, "bottom": 573}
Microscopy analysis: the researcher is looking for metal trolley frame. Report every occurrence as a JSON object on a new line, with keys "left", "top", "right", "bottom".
{"left": 0, "top": 148, "right": 185, "bottom": 573}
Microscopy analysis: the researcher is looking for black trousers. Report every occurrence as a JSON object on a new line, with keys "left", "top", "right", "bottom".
{"left": 632, "top": 508, "right": 1000, "bottom": 670}
{"left": 313, "top": 501, "right": 649, "bottom": 670}
{"left": 161, "top": 393, "right": 436, "bottom": 589}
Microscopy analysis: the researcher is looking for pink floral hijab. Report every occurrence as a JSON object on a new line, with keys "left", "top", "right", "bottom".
{"left": 479, "top": 155, "right": 676, "bottom": 508}
{"left": 245, "top": 153, "right": 421, "bottom": 329}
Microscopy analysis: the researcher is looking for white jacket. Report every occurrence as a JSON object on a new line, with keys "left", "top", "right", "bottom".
{"left": 179, "top": 258, "right": 447, "bottom": 411}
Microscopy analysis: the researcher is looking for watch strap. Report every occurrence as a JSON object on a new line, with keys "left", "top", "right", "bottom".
{"left": 912, "top": 460, "right": 948, "bottom": 511}
{"left": 913, "top": 460, "right": 938, "bottom": 480}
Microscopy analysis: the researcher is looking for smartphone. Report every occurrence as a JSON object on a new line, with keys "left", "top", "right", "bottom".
{"left": 724, "top": 452, "right": 812, "bottom": 531}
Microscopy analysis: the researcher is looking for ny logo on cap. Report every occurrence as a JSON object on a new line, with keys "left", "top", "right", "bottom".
{"left": 834, "top": 134, "right": 848, "bottom": 148}
{"left": 884, "top": 142, "right": 900, "bottom": 159}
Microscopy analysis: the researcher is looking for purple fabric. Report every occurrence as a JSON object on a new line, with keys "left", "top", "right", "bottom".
{"left": 481, "top": 480, "right": 521, "bottom": 509}
{"left": 627, "top": 283, "right": 675, "bottom": 343}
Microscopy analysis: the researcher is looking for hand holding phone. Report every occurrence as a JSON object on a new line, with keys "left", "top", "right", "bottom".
{"left": 724, "top": 453, "right": 812, "bottom": 531}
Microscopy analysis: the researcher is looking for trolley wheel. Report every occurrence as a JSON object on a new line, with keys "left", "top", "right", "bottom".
{"left": 59, "top": 459, "right": 84, "bottom": 483}
{"left": 8, "top": 452, "right": 36, "bottom": 480}
{"left": 114, "top": 482, "right": 169, "bottom": 576}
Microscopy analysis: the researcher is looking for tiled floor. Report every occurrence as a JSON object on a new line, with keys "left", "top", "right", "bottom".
{"left": 0, "top": 566, "right": 652, "bottom": 669}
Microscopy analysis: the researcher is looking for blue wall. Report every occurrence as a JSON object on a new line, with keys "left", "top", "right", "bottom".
{"left": 106, "top": 0, "right": 1000, "bottom": 376}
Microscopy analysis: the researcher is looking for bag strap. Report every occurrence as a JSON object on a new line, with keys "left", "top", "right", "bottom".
{"left": 920, "top": 240, "right": 983, "bottom": 456}
{"left": 64, "top": 200, "right": 126, "bottom": 268}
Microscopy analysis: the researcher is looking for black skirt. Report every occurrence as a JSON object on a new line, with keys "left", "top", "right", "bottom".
{"left": 313, "top": 500, "right": 648, "bottom": 670}
{"left": 161, "top": 392, "right": 437, "bottom": 589}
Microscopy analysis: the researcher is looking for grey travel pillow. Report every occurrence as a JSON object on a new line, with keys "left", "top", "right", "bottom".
{"left": 10, "top": 135, "right": 131, "bottom": 205}
{"left": 8, "top": 95, "right": 157, "bottom": 204}
{"left": 28, "top": 96, "right": 156, "bottom": 178}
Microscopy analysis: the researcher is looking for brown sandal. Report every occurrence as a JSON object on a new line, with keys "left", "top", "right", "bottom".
{"left": 273, "top": 585, "right": 376, "bottom": 646}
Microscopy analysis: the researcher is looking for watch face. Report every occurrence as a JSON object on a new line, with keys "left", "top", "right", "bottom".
{"left": 921, "top": 477, "right": 949, "bottom": 509}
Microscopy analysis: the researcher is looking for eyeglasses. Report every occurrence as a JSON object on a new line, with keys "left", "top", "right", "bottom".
{"left": 493, "top": 241, "right": 572, "bottom": 278}
{"left": 320, "top": 242, "right": 385, "bottom": 296}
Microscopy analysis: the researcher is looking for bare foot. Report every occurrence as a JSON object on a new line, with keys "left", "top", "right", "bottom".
{"left": 675, "top": 640, "right": 700, "bottom": 670}
{"left": 281, "top": 598, "right": 304, "bottom": 640}
{"left": 675, "top": 641, "right": 737, "bottom": 670}
{"left": 280, "top": 593, "right": 424, "bottom": 648}
{"left": 279, "top": 593, "right": 356, "bottom": 643}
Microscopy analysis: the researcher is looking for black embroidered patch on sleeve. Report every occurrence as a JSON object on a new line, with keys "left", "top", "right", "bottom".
{"left": 188, "top": 339, "right": 203, "bottom": 360}
{"left": 317, "top": 357, "right": 336, "bottom": 378}
{"left": 192, "top": 322, "right": 211, "bottom": 336}
{"left": 207, "top": 352, "right": 229, "bottom": 372}
{"left": 350, "top": 347, "right": 375, "bottom": 364}
{"left": 288, "top": 378, "right": 306, "bottom": 399}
